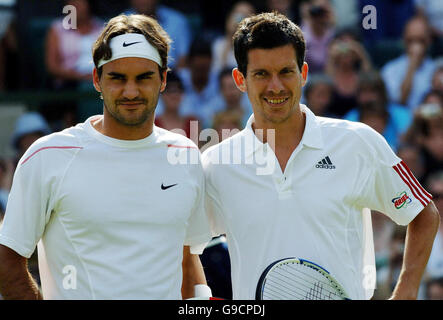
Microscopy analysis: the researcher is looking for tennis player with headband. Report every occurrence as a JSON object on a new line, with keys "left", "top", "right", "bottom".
{"left": 0, "top": 14, "right": 213, "bottom": 299}
{"left": 202, "top": 12, "right": 440, "bottom": 300}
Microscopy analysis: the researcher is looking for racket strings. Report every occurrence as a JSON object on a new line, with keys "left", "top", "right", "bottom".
{"left": 262, "top": 263, "right": 344, "bottom": 300}
{"left": 265, "top": 271, "right": 340, "bottom": 300}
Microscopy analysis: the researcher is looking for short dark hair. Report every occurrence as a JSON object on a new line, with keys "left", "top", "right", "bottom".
{"left": 232, "top": 11, "right": 305, "bottom": 76}
{"left": 92, "top": 14, "right": 171, "bottom": 79}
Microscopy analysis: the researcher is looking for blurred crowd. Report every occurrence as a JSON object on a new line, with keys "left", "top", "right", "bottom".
{"left": 0, "top": 0, "right": 442, "bottom": 300}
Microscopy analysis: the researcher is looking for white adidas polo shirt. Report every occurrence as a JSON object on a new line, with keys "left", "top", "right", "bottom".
{"left": 0, "top": 116, "right": 211, "bottom": 299}
{"left": 202, "top": 104, "right": 432, "bottom": 300}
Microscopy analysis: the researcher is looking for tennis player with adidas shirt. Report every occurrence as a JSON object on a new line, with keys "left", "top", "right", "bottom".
{"left": 202, "top": 12, "right": 440, "bottom": 300}
{"left": 0, "top": 15, "right": 212, "bottom": 299}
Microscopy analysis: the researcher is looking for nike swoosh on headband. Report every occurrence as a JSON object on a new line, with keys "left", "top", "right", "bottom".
{"left": 122, "top": 41, "right": 142, "bottom": 47}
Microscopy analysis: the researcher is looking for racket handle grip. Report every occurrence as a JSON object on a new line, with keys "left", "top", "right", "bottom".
{"left": 194, "top": 284, "right": 212, "bottom": 298}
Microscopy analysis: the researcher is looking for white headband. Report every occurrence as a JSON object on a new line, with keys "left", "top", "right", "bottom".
{"left": 97, "top": 33, "right": 162, "bottom": 68}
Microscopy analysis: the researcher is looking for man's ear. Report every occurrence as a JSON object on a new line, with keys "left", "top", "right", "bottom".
{"left": 92, "top": 68, "right": 101, "bottom": 93}
{"left": 232, "top": 68, "right": 247, "bottom": 93}
{"left": 160, "top": 70, "right": 167, "bottom": 93}
{"left": 301, "top": 62, "right": 308, "bottom": 87}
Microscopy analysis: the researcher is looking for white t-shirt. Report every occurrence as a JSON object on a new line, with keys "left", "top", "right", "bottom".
{"left": 0, "top": 116, "right": 212, "bottom": 299}
{"left": 202, "top": 105, "right": 432, "bottom": 300}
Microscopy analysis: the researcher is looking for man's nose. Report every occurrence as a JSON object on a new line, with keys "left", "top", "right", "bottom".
{"left": 122, "top": 80, "right": 140, "bottom": 100}
{"left": 267, "top": 74, "right": 285, "bottom": 94}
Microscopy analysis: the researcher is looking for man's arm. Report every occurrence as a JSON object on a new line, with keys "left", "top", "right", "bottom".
{"left": 181, "top": 245, "right": 208, "bottom": 299}
{"left": 399, "top": 42, "right": 426, "bottom": 106}
{"left": 0, "top": 244, "right": 42, "bottom": 300}
{"left": 390, "top": 201, "right": 440, "bottom": 299}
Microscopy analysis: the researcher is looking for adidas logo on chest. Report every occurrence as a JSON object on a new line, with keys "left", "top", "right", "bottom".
{"left": 316, "top": 156, "right": 336, "bottom": 169}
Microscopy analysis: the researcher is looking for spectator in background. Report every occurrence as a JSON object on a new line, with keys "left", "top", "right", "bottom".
{"left": 371, "top": 211, "right": 395, "bottom": 300}
{"left": 124, "top": 0, "right": 192, "bottom": 69}
{"left": 154, "top": 71, "right": 199, "bottom": 139}
{"left": 402, "top": 103, "right": 443, "bottom": 183}
{"left": 396, "top": 143, "right": 426, "bottom": 184}
{"left": 45, "top": 0, "right": 103, "bottom": 89}
{"left": 302, "top": 73, "right": 336, "bottom": 117}
{"left": 211, "top": 68, "right": 252, "bottom": 127}
{"left": 375, "top": 225, "right": 408, "bottom": 298}
{"left": 265, "top": 0, "right": 298, "bottom": 22}
{"left": 211, "top": 1, "right": 255, "bottom": 75}
{"left": 0, "top": 0, "right": 18, "bottom": 92}
{"left": 415, "top": 0, "right": 443, "bottom": 36}
{"left": 423, "top": 89, "right": 443, "bottom": 107}
{"left": 415, "top": 0, "right": 443, "bottom": 54}
{"left": 381, "top": 16, "right": 435, "bottom": 111}
{"left": 358, "top": 102, "right": 390, "bottom": 137}
{"left": 212, "top": 110, "right": 243, "bottom": 143}
{"left": 301, "top": 0, "right": 336, "bottom": 73}
{"left": 179, "top": 38, "right": 220, "bottom": 129}
{"left": 431, "top": 59, "right": 443, "bottom": 92}
{"left": 425, "top": 171, "right": 443, "bottom": 279}
{"left": 344, "top": 72, "right": 412, "bottom": 152}
{"left": 326, "top": 29, "right": 372, "bottom": 117}
{"left": 45, "top": 0, "right": 104, "bottom": 126}
{"left": 10, "top": 112, "right": 51, "bottom": 167}
{"left": 425, "top": 276, "right": 443, "bottom": 300}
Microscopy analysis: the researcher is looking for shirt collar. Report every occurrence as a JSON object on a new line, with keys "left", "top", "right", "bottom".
{"left": 242, "top": 104, "right": 324, "bottom": 158}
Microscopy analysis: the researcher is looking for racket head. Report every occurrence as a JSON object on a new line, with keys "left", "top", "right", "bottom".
{"left": 255, "top": 257, "right": 350, "bottom": 300}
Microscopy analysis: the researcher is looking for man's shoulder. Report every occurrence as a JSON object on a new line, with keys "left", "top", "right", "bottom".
{"left": 155, "top": 126, "right": 199, "bottom": 150}
{"left": 202, "top": 128, "right": 245, "bottom": 155}
{"left": 18, "top": 125, "right": 87, "bottom": 166}
{"left": 315, "top": 116, "right": 385, "bottom": 149}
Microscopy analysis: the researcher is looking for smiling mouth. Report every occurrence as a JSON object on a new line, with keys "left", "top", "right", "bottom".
{"left": 264, "top": 97, "right": 289, "bottom": 105}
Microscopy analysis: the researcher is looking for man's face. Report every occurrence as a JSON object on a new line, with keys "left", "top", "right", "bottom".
{"left": 234, "top": 44, "right": 307, "bottom": 125}
{"left": 93, "top": 57, "right": 166, "bottom": 127}
{"left": 307, "top": 82, "right": 331, "bottom": 115}
{"left": 221, "top": 74, "right": 242, "bottom": 106}
{"left": 190, "top": 55, "right": 212, "bottom": 87}
{"left": 404, "top": 19, "right": 431, "bottom": 55}
{"left": 162, "top": 82, "right": 183, "bottom": 112}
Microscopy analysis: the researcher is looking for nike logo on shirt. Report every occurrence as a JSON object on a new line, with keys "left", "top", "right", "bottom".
{"left": 161, "top": 183, "right": 178, "bottom": 190}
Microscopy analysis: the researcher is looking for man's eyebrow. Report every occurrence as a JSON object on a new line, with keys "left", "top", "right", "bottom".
{"left": 136, "top": 71, "right": 156, "bottom": 78}
{"left": 107, "top": 72, "right": 125, "bottom": 77}
{"left": 250, "top": 68, "right": 267, "bottom": 73}
{"left": 106, "top": 71, "right": 156, "bottom": 78}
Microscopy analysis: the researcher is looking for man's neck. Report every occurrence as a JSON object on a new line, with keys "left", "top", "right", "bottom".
{"left": 253, "top": 108, "right": 305, "bottom": 149}
{"left": 92, "top": 114, "right": 154, "bottom": 141}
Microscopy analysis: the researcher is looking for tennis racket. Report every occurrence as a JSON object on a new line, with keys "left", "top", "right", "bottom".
{"left": 256, "top": 257, "right": 350, "bottom": 300}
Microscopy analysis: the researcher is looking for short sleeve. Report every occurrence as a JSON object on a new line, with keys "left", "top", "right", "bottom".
{"left": 358, "top": 126, "right": 432, "bottom": 225}
{"left": 0, "top": 145, "right": 55, "bottom": 258}
{"left": 184, "top": 156, "right": 212, "bottom": 253}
